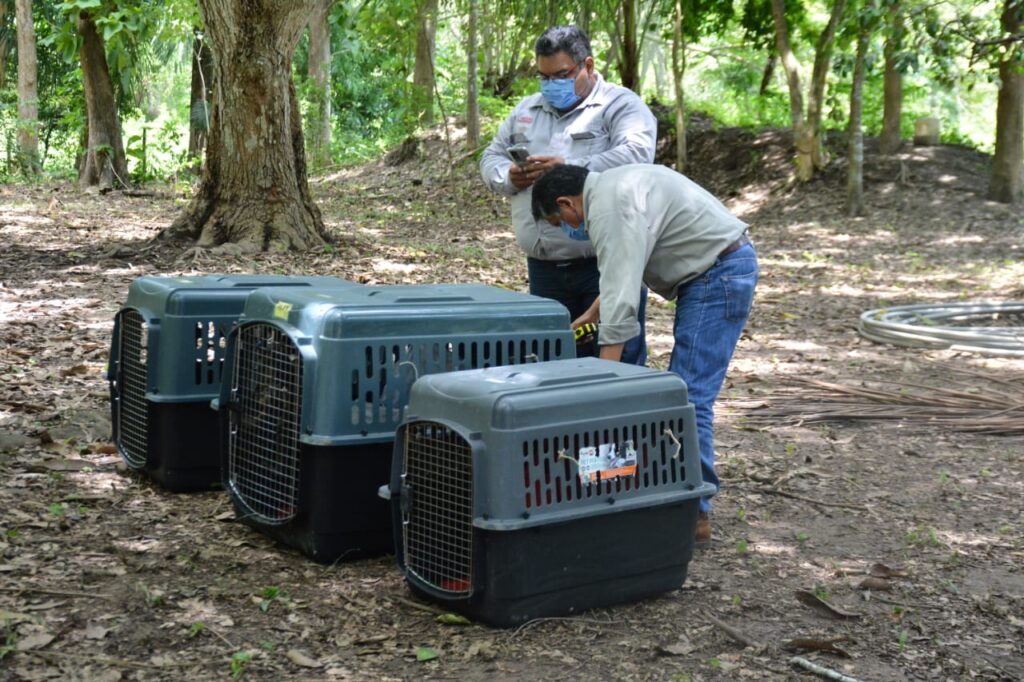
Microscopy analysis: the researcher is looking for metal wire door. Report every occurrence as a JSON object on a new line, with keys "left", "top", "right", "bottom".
{"left": 227, "top": 323, "right": 304, "bottom": 524}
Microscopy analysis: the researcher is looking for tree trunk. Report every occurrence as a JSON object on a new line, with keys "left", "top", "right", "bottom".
{"left": 465, "top": 0, "right": 480, "bottom": 149}
{"left": 164, "top": 0, "right": 328, "bottom": 251}
{"left": 618, "top": 0, "right": 640, "bottom": 92}
{"left": 187, "top": 31, "right": 214, "bottom": 162}
{"left": 15, "top": 0, "right": 40, "bottom": 175}
{"left": 577, "top": 0, "right": 592, "bottom": 36}
{"left": 759, "top": 52, "right": 777, "bottom": 97}
{"left": 879, "top": 0, "right": 904, "bottom": 155}
{"left": 413, "top": 0, "right": 437, "bottom": 126}
{"left": 672, "top": 0, "right": 686, "bottom": 172}
{"left": 307, "top": 0, "right": 332, "bottom": 168}
{"left": 989, "top": 0, "right": 1023, "bottom": 203}
{"left": 78, "top": 11, "right": 128, "bottom": 190}
{"left": 0, "top": 2, "right": 9, "bottom": 90}
{"left": 769, "top": 0, "right": 812, "bottom": 181}
{"left": 807, "top": 0, "right": 846, "bottom": 170}
{"left": 847, "top": 24, "right": 869, "bottom": 217}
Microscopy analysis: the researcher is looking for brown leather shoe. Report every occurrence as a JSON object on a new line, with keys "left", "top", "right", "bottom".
{"left": 695, "top": 512, "right": 711, "bottom": 547}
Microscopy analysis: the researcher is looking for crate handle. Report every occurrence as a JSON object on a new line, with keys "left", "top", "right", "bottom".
{"left": 390, "top": 296, "right": 475, "bottom": 303}
{"left": 664, "top": 428, "right": 681, "bottom": 459}
{"left": 538, "top": 372, "right": 617, "bottom": 388}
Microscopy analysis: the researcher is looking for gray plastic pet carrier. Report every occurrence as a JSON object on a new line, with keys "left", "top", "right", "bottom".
{"left": 216, "top": 283, "right": 575, "bottom": 562}
{"left": 107, "top": 274, "right": 359, "bottom": 491}
{"left": 381, "top": 357, "right": 712, "bottom": 627}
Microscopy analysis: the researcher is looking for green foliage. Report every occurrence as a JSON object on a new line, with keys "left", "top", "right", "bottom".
{"left": 0, "top": 0, "right": 1008, "bottom": 178}
{"left": 416, "top": 646, "right": 439, "bottom": 662}
{"left": 230, "top": 650, "right": 252, "bottom": 679}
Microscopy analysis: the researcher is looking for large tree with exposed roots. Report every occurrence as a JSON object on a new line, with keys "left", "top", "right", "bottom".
{"left": 163, "top": 0, "right": 328, "bottom": 252}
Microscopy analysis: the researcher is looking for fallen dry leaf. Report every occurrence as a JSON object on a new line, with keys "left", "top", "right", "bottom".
{"left": 869, "top": 563, "right": 908, "bottom": 579}
{"left": 783, "top": 636, "right": 851, "bottom": 658}
{"left": 59, "top": 364, "right": 91, "bottom": 377}
{"left": 795, "top": 590, "right": 861, "bottom": 620}
{"left": 286, "top": 649, "right": 322, "bottom": 668}
{"left": 857, "top": 576, "right": 893, "bottom": 591}
{"left": 658, "top": 634, "right": 695, "bottom": 656}
{"left": 85, "top": 623, "right": 110, "bottom": 640}
{"left": 17, "top": 632, "right": 56, "bottom": 651}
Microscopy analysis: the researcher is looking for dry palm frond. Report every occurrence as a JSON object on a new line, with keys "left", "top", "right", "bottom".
{"left": 740, "top": 366, "right": 1024, "bottom": 436}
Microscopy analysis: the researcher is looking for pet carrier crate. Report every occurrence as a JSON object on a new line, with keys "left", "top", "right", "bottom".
{"left": 108, "top": 274, "right": 359, "bottom": 492}
{"left": 218, "top": 283, "right": 575, "bottom": 563}
{"left": 380, "top": 357, "right": 713, "bottom": 627}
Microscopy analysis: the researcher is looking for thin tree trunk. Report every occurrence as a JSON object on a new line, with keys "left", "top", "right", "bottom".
{"left": 77, "top": 11, "right": 127, "bottom": 190}
{"left": 807, "top": 0, "right": 846, "bottom": 170}
{"left": 307, "top": 0, "right": 332, "bottom": 168}
{"left": 164, "top": 0, "right": 327, "bottom": 251}
{"left": 465, "top": 0, "right": 480, "bottom": 149}
{"left": 413, "top": 0, "right": 437, "bottom": 126}
{"left": 15, "top": 0, "right": 40, "bottom": 175}
{"left": 672, "top": 0, "right": 686, "bottom": 172}
{"left": 847, "top": 24, "right": 869, "bottom": 217}
{"left": 0, "top": 2, "right": 9, "bottom": 90}
{"left": 187, "top": 31, "right": 214, "bottom": 162}
{"left": 879, "top": 0, "right": 904, "bottom": 154}
{"left": 577, "top": 0, "right": 592, "bottom": 35}
{"left": 769, "top": 0, "right": 812, "bottom": 181}
{"left": 618, "top": 0, "right": 640, "bottom": 92}
{"left": 989, "top": 0, "right": 1023, "bottom": 203}
{"left": 759, "top": 52, "right": 777, "bottom": 97}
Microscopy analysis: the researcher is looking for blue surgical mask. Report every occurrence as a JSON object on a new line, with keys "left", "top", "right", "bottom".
{"left": 540, "top": 78, "right": 581, "bottom": 110}
{"left": 560, "top": 220, "right": 589, "bottom": 241}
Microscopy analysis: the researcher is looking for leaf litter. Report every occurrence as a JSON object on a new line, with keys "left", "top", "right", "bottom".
{"left": 0, "top": 132, "right": 1022, "bottom": 680}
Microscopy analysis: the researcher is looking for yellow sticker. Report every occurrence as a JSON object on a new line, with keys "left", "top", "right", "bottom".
{"left": 273, "top": 301, "right": 293, "bottom": 320}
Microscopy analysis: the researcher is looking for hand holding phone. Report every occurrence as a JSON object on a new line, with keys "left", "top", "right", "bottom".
{"left": 507, "top": 144, "right": 530, "bottom": 168}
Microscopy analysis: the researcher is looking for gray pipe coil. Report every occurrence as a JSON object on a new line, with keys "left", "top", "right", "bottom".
{"left": 858, "top": 302, "right": 1024, "bottom": 356}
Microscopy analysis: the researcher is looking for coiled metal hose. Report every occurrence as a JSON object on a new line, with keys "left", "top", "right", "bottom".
{"left": 858, "top": 302, "right": 1024, "bottom": 356}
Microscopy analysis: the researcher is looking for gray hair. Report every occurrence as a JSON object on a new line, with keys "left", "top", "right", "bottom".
{"left": 534, "top": 26, "right": 592, "bottom": 64}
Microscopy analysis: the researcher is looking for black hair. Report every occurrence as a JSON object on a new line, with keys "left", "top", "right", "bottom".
{"left": 534, "top": 25, "right": 592, "bottom": 64}
{"left": 531, "top": 165, "right": 590, "bottom": 220}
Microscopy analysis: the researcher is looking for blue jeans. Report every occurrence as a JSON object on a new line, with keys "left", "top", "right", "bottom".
{"left": 669, "top": 243, "right": 758, "bottom": 513}
{"left": 526, "top": 257, "right": 647, "bottom": 366}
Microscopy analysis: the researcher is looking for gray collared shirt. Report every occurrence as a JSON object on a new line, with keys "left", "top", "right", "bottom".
{"left": 480, "top": 74, "right": 656, "bottom": 261}
{"left": 583, "top": 165, "right": 749, "bottom": 345}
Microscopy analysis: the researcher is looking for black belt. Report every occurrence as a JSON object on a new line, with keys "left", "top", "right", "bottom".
{"left": 529, "top": 256, "right": 598, "bottom": 269}
{"left": 719, "top": 231, "right": 752, "bottom": 258}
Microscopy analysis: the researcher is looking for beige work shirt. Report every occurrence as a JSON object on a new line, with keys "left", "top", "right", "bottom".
{"left": 480, "top": 75, "right": 656, "bottom": 261}
{"left": 583, "top": 165, "right": 749, "bottom": 344}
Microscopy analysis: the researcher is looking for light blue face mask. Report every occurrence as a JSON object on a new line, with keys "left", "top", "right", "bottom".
{"left": 540, "top": 78, "right": 582, "bottom": 110}
{"left": 560, "top": 220, "right": 589, "bottom": 241}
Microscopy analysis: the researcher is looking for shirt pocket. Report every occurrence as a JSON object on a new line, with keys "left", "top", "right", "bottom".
{"left": 569, "top": 128, "right": 610, "bottom": 156}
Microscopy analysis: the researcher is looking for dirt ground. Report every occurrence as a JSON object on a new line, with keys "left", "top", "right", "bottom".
{"left": 1, "top": 127, "right": 1022, "bottom": 681}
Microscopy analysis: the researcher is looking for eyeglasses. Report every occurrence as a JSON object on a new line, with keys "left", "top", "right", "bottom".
{"left": 536, "top": 62, "right": 583, "bottom": 81}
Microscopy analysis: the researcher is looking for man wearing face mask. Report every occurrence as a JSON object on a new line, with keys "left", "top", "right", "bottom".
{"left": 480, "top": 25, "right": 656, "bottom": 365}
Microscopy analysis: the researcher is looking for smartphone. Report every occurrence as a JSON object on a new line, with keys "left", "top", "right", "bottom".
{"left": 507, "top": 144, "right": 530, "bottom": 168}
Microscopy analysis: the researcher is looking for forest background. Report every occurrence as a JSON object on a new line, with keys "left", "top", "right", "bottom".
{"left": 0, "top": 0, "right": 1020, "bottom": 206}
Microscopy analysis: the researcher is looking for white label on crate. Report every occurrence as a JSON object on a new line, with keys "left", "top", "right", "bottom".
{"left": 577, "top": 440, "right": 637, "bottom": 485}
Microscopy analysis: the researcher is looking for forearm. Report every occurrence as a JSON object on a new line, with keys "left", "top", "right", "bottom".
{"left": 599, "top": 343, "right": 624, "bottom": 362}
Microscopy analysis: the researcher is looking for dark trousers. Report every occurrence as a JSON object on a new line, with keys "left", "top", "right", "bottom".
{"left": 526, "top": 256, "right": 647, "bottom": 366}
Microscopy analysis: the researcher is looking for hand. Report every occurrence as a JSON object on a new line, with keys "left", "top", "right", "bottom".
{"left": 571, "top": 297, "right": 600, "bottom": 330}
{"left": 508, "top": 155, "right": 565, "bottom": 190}
{"left": 525, "top": 155, "right": 565, "bottom": 175}
{"left": 509, "top": 162, "right": 532, "bottom": 190}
